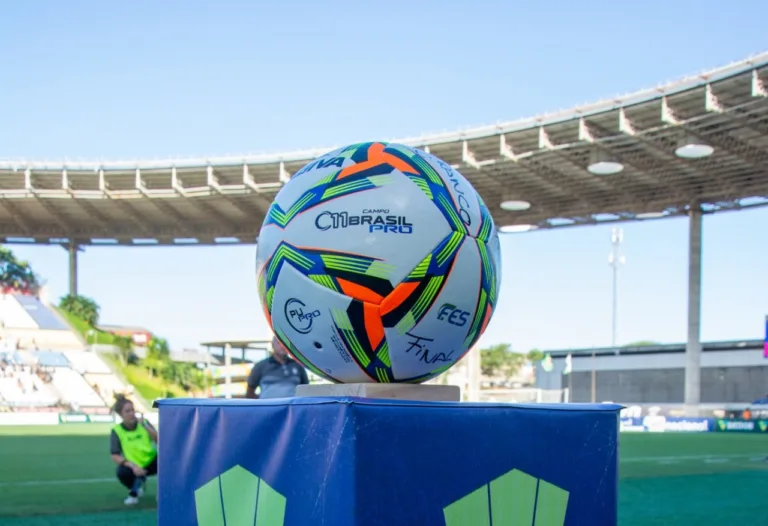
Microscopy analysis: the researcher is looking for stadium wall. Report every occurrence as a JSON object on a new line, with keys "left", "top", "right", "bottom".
{"left": 535, "top": 340, "right": 767, "bottom": 404}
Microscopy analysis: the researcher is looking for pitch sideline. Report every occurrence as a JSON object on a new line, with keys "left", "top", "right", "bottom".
{"left": 2, "top": 453, "right": 764, "bottom": 488}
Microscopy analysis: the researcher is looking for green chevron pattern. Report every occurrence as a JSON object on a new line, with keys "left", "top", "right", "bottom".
{"left": 443, "top": 468, "right": 569, "bottom": 526}
{"left": 194, "top": 465, "right": 286, "bottom": 526}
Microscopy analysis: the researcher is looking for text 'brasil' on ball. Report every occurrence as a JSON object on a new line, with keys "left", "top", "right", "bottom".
{"left": 314, "top": 210, "right": 414, "bottom": 234}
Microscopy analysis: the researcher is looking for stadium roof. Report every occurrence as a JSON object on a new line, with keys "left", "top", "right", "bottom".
{"left": 1, "top": 52, "right": 767, "bottom": 246}
{"left": 199, "top": 339, "right": 272, "bottom": 350}
{"left": 542, "top": 339, "right": 763, "bottom": 359}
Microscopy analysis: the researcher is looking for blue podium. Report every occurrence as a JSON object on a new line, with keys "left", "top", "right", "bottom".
{"left": 156, "top": 398, "right": 620, "bottom": 526}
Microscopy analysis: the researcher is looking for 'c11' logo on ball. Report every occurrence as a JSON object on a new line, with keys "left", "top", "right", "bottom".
{"left": 437, "top": 303, "right": 469, "bottom": 327}
{"left": 314, "top": 210, "right": 413, "bottom": 234}
{"left": 285, "top": 298, "right": 321, "bottom": 334}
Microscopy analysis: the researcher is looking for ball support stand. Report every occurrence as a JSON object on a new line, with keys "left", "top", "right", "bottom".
{"left": 296, "top": 382, "right": 461, "bottom": 401}
{"left": 157, "top": 383, "right": 620, "bottom": 526}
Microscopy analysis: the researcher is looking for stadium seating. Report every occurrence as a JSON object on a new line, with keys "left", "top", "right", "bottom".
{"left": 0, "top": 367, "right": 59, "bottom": 407}
{"left": 35, "top": 351, "right": 70, "bottom": 368}
{"left": 0, "top": 293, "right": 85, "bottom": 351}
{"left": 85, "top": 373, "right": 129, "bottom": 406}
{"left": 0, "top": 297, "right": 147, "bottom": 412}
{"left": 51, "top": 368, "right": 105, "bottom": 407}
{"left": 64, "top": 351, "right": 112, "bottom": 374}
{"left": 13, "top": 295, "right": 69, "bottom": 331}
{"left": 0, "top": 294, "right": 37, "bottom": 329}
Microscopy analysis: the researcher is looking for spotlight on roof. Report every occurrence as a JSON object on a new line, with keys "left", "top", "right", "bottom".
{"left": 499, "top": 224, "right": 538, "bottom": 234}
{"left": 500, "top": 199, "right": 531, "bottom": 211}
{"left": 587, "top": 150, "right": 624, "bottom": 176}
{"left": 675, "top": 136, "right": 714, "bottom": 159}
{"left": 636, "top": 212, "right": 667, "bottom": 219}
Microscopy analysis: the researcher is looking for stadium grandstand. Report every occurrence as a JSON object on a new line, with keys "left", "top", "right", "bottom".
{"left": 0, "top": 291, "right": 146, "bottom": 418}
{"left": 535, "top": 339, "right": 767, "bottom": 409}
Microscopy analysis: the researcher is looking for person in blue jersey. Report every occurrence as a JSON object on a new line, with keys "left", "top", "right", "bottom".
{"left": 109, "top": 395, "right": 158, "bottom": 505}
{"left": 245, "top": 336, "right": 309, "bottom": 399}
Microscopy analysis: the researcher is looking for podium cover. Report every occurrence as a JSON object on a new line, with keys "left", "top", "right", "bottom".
{"left": 157, "top": 397, "right": 620, "bottom": 526}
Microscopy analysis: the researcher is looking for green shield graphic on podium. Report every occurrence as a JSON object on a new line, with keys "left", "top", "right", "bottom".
{"left": 443, "top": 468, "right": 569, "bottom": 526}
{"left": 194, "top": 465, "right": 286, "bottom": 526}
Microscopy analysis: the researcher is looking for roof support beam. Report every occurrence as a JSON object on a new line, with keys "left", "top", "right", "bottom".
{"left": 688, "top": 129, "right": 768, "bottom": 184}
{"left": 462, "top": 141, "right": 481, "bottom": 169}
{"left": 180, "top": 168, "right": 241, "bottom": 234}
{"left": 134, "top": 167, "right": 196, "bottom": 235}
{"left": 582, "top": 120, "right": 691, "bottom": 200}
{"left": 618, "top": 109, "right": 636, "bottom": 136}
{"left": 499, "top": 135, "right": 517, "bottom": 160}
{"left": 705, "top": 84, "right": 724, "bottom": 113}
{"left": 19, "top": 169, "right": 78, "bottom": 236}
{"left": 538, "top": 127, "right": 553, "bottom": 149}
{"left": 142, "top": 197, "right": 193, "bottom": 235}
{"left": 752, "top": 70, "right": 767, "bottom": 98}
{"left": 661, "top": 96, "right": 679, "bottom": 125}
{"left": 242, "top": 164, "right": 276, "bottom": 214}
{"left": 578, "top": 118, "right": 595, "bottom": 142}
{"left": 101, "top": 168, "right": 154, "bottom": 235}
{"left": 279, "top": 161, "right": 291, "bottom": 183}
{"left": 71, "top": 198, "right": 111, "bottom": 228}
{"left": 0, "top": 199, "right": 32, "bottom": 236}
{"left": 518, "top": 158, "right": 600, "bottom": 211}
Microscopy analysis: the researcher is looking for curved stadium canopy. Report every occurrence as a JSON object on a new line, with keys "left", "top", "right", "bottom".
{"left": 0, "top": 52, "right": 766, "bottom": 246}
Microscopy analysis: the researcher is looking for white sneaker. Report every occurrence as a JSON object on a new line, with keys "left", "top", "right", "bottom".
{"left": 124, "top": 495, "right": 139, "bottom": 506}
{"left": 137, "top": 486, "right": 144, "bottom": 497}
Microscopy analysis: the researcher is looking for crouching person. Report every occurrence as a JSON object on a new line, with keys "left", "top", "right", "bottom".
{"left": 110, "top": 394, "right": 158, "bottom": 505}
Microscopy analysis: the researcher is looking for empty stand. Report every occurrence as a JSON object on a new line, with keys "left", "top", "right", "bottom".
{"left": 0, "top": 348, "right": 136, "bottom": 412}
{"left": 0, "top": 377, "right": 58, "bottom": 407}
{"left": 52, "top": 368, "right": 105, "bottom": 407}
{"left": 64, "top": 351, "right": 111, "bottom": 374}
{"left": 0, "top": 294, "right": 36, "bottom": 329}
{"left": 0, "top": 360, "right": 59, "bottom": 407}
{"left": 35, "top": 351, "right": 70, "bottom": 368}
{"left": 12, "top": 295, "right": 69, "bottom": 330}
{"left": 0, "top": 294, "right": 84, "bottom": 351}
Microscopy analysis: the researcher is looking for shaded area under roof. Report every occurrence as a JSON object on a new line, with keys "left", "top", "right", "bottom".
{"left": 0, "top": 52, "right": 766, "bottom": 245}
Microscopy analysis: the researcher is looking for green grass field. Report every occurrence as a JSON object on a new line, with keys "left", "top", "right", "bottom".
{"left": 0, "top": 425, "right": 766, "bottom": 525}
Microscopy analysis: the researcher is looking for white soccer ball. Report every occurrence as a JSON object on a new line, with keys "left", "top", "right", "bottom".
{"left": 256, "top": 142, "right": 501, "bottom": 383}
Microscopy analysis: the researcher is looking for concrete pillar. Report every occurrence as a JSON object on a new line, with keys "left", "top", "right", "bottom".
{"left": 68, "top": 243, "right": 79, "bottom": 297}
{"left": 684, "top": 206, "right": 703, "bottom": 414}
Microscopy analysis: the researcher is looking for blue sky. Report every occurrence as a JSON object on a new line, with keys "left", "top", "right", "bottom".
{"left": 1, "top": 1, "right": 766, "bottom": 353}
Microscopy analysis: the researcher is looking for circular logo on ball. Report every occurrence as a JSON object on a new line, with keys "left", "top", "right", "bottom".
{"left": 284, "top": 298, "right": 321, "bottom": 334}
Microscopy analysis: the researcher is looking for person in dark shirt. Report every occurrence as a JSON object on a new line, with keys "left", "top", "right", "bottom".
{"left": 109, "top": 395, "right": 158, "bottom": 505}
{"left": 246, "top": 336, "right": 309, "bottom": 399}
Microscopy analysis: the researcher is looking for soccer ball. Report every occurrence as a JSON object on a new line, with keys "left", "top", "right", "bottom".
{"left": 256, "top": 142, "right": 501, "bottom": 383}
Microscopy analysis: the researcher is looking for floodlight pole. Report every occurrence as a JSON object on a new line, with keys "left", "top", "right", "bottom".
{"left": 608, "top": 228, "right": 625, "bottom": 347}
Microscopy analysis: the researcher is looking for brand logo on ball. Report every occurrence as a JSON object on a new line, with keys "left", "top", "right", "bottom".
{"left": 437, "top": 303, "right": 470, "bottom": 327}
{"left": 294, "top": 155, "right": 345, "bottom": 177}
{"left": 314, "top": 210, "right": 413, "bottom": 234}
{"left": 284, "top": 298, "right": 321, "bottom": 334}
{"left": 434, "top": 156, "right": 472, "bottom": 227}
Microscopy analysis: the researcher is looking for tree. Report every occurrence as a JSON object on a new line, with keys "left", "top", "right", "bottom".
{"left": 0, "top": 247, "right": 40, "bottom": 294}
{"left": 526, "top": 349, "right": 544, "bottom": 362}
{"left": 113, "top": 335, "right": 133, "bottom": 366}
{"left": 480, "top": 343, "right": 526, "bottom": 378}
{"left": 147, "top": 337, "right": 170, "bottom": 359}
{"left": 142, "top": 337, "right": 171, "bottom": 378}
{"left": 59, "top": 295, "right": 100, "bottom": 327}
